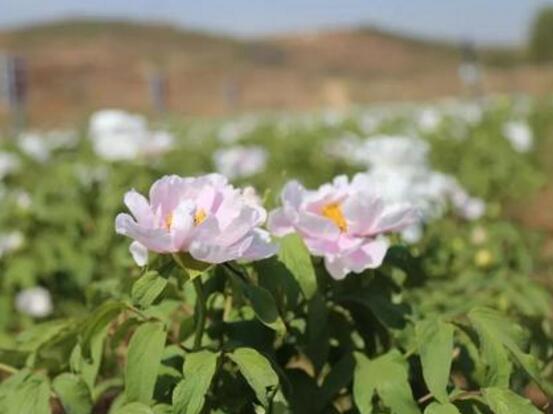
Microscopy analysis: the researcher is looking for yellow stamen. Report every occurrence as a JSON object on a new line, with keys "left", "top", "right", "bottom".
{"left": 163, "top": 213, "right": 174, "bottom": 230}
{"left": 194, "top": 209, "right": 207, "bottom": 226}
{"left": 322, "top": 202, "right": 347, "bottom": 232}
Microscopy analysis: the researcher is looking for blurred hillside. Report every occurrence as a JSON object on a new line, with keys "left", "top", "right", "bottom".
{"left": 1, "top": 19, "right": 553, "bottom": 126}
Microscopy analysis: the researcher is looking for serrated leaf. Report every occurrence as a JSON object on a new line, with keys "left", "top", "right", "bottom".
{"left": 424, "top": 402, "right": 461, "bottom": 414}
{"left": 416, "top": 319, "right": 454, "bottom": 403}
{"left": 228, "top": 347, "right": 279, "bottom": 407}
{"left": 52, "top": 373, "right": 93, "bottom": 414}
{"left": 483, "top": 387, "right": 541, "bottom": 414}
{"left": 131, "top": 271, "right": 168, "bottom": 308}
{"left": 278, "top": 233, "right": 317, "bottom": 299}
{"left": 125, "top": 321, "right": 167, "bottom": 404}
{"left": 172, "top": 350, "right": 218, "bottom": 414}
{"left": 469, "top": 307, "right": 553, "bottom": 394}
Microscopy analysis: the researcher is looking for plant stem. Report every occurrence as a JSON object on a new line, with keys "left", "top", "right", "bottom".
{"left": 193, "top": 276, "right": 207, "bottom": 350}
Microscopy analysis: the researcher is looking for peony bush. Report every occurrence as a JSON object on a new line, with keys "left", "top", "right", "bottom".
{"left": 0, "top": 96, "right": 552, "bottom": 413}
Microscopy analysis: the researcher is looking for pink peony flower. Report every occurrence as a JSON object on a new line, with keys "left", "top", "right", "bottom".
{"left": 268, "top": 176, "right": 419, "bottom": 279}
{"left": 116, "top": 174, "right": 277, "bottom": 265}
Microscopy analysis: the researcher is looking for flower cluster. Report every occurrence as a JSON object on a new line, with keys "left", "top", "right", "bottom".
{"left": 117, "top": 173, "right": 418, "bottom": 280}
{"left": 328, "top": 135, "right": 485, "bottom": 242}
{"left": 89, "top": 110, "right": 174, "bottom": 161}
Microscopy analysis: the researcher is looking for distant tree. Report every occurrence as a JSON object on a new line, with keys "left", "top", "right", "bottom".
{"left": 530, "top": 7, "right": 553, "bottom": 63}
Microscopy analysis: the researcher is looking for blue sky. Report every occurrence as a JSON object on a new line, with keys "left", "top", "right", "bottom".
{"left": 3, "top": 0, "right": 553, "bottom": 45}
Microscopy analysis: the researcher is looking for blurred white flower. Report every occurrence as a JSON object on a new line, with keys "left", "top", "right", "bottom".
{"left": 502, "top": 120, "right": 533, "bottom": 153}
{"left": 15, "top": 287, "right": 53, "bottom": 318}
{"left": 89, "top": 109, "right": 174, "bottom": 161}
{"left": 0, "top": 231, "right": 24, "bottom": 257}
{"left": 18, "top": 133, "right": 51, "bottom": 162}
{"left": 0, "top": 152, "right": 20, "bottom": 179}
{"left": 417, "top": 108, "right": 442, "bottom": 132}
{"left": 213, "top": 146, "right": 268, "bottom": 180}
{"left": 217, "top": 117, "right": 258, "bottom": 144}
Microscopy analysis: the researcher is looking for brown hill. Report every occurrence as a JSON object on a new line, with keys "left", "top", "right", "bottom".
{"left": 0, "top": 19, "right": 551, "bottom": 127}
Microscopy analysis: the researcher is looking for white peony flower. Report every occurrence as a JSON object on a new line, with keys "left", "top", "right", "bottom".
{"left": 502, "top": 120, "right": 533, "bottom": 153}
{"left": 89, "top": 109, "right": 174, "bottom": 161}
{"left": 213, "top": 146, "right": 268, "bottom": 180}
{"left": 15, "top": 287, "right": 53, "bottom": 318}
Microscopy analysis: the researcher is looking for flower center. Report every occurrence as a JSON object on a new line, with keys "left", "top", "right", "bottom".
{"left": 163, "top": 213, "right": 174, "bottom": 230}
{"left": 194, "top": 209, "right": 207, "bottom": 226}
{"left": 322, "top": 202, "right": 347, "bottom": 232}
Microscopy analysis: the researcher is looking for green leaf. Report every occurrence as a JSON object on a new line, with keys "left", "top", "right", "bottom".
{"left": 469, "top": 307, "right": 553, "bottom": 394}
{"left": 125, "top": 321, "right": 167, "bottom": 404}
{"left": 317, "top": 353, "right": 354, "bottom": 411}
{"left": 80, "top": 300, "right": 125, "bottom": 359}
{"left": 112, "top": 402, "right": 155, "bottom": 414}
{"left": 131, "top": 271, "right": 168, "bottom": 308}
{"left": 353, "top": 350, "right": 420, "bottom": 414}
{"left": 416, "top": 319, "right": 454, "bottom": 403}
{"left": 243, "top": 283, "right": 286, "bottom": 334}
{"left": 424, "top": 402, "right": 461, "bottom": 414}
{"left": 7, "top": 373, "right": 50, "bottom": 414}
{"left": 483, "top": 387, "right": 541, "bottom": 414}
{"left": 353, "top": 353, "right": 376, "bottom": 414}
{"left": 306, "top": 293, "right": 329, "bottom": 374}
{"left": 278, "top": 233, "right": 317, "bottom": 299}
{"left": 228, "top": 347, "right": 279, "bottom": 407}
{"left": 172, "top": 350, "right": 219, "bottom": 414}
{"left": 173, "top": 253, "right": 212, "bottom": 280}
{"left": 52, "top": 373, "right": 93, "bottom": 414}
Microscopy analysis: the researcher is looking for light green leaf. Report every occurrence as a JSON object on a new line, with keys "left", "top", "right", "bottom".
{"left": 80, "top": 300, "right": 125, "bottom": 359}
{"left": 424, "top": 402, "right": 461, "bottom": 414}
{"left": 228, "top": 347, "right": 279, "bottom": 407}
{"left": 353, "top": 353, "right": 376, "bottom": 414}
{"left": 416, "top": 319, "right": 454, "bottom": 403}
{"left": 112, "top": 402, "right": 155, "bottom": 414}
{"left": 353, "top": 350, "right": 420, "bottom": 414}
{"left": 278, "top": 233, "right": 317, "bottom": 299}
{"left": 131, "top": 271, "right": 168, "bottom": 308}
{"left": 7, "top": 373, "right": 50, "bottom": 414}
{"left": 483, "top": 387, "right": 541, "bottom": 414}
{"left": 172, "top": 350, "right": 219, "bottom": 414}
{"left": 125, "top": 321, "right": 167, "bottom": 404}
{"left": 53, "top": 373, "right": 93, "bottom": 414}
{"left": 469, "top": 307, "right": 552, "bottom": 394}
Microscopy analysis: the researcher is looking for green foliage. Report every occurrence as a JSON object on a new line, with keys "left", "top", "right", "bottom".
{"left": 530, "top": 7, "right": 553, "bottom": 63}
{"left": 0, "top": 97, "right": 552, "bottom": 413}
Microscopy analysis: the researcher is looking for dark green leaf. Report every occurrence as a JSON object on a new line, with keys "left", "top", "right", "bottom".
{"left": 243, "top": 283, "right": 286, "bottom": 334}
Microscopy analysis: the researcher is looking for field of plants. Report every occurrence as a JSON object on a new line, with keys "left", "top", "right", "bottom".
{"left": 0, "top": 95, "right": 553, "bottom": 414}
